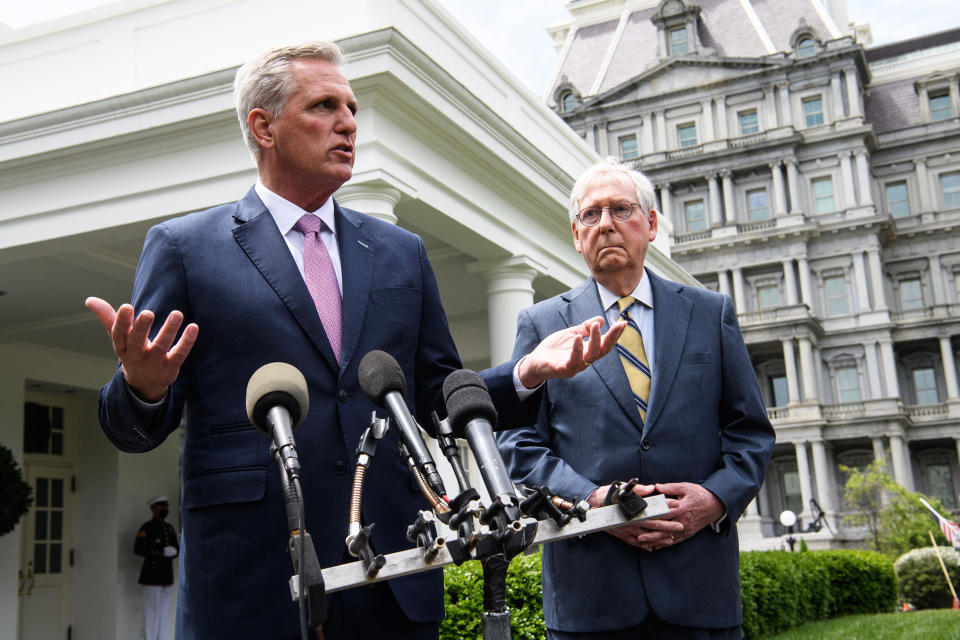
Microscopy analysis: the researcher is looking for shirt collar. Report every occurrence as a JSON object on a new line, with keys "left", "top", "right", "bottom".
{"left": 596, "top": 268, "right": 654, "bottom": 314}
{"left": 255, "top": 180, "right": 337, "bottom": 236}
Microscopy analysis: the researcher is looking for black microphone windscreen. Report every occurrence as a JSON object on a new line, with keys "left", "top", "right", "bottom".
{"left": 358, "top": 350, "right": 407, "bottom": 408}
{"left": 245, "top": 362, "right": 309, "bottom": 432}
{"left": 442, "top": 369, "right": 498, "bottom": 436}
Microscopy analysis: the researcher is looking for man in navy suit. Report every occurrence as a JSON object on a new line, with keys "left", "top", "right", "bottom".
{"left": 86, "top": 43, "right": 621, "bottom": 640}
{"left": 497, "top": 158, "right": 775, "bottom": 639}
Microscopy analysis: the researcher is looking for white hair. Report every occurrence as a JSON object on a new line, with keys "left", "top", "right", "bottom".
{"left": 568, "top": 157, "right": 657, "bottom": 222}
{"left": 233, "top": 41, "right": 345, "bottom": 160}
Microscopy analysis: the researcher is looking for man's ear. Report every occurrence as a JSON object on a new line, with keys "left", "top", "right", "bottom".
{"left": 571, "top": 220, "right": 583, "bottom": 254}
{"left": 248, "top": 108, "right": 275, "bottom": 151}
{"left": 648, "top": 209, "right": 658, "bottom": 242}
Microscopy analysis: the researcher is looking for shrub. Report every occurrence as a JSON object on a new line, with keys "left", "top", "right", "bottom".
{"left": 895, "top": 546, "right": 960, "bottom": 610}
{"left": 0, "top": 444, "right": 33, "bottom": 536}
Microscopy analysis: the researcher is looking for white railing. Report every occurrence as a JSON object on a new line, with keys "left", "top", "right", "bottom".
{"left": 906, "top": 403, "right": 948, "bottom": 419}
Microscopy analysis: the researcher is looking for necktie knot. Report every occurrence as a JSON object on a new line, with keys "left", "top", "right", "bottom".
{"left": 295, "top": 214, "right": 324, "bottom": 236}
{"left": 617, "top": 296, "right": 636, "bottom": 317}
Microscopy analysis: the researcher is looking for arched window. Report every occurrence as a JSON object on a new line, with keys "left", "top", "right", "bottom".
{"left": 560, "top": 92, "right": 576, "bottom": 113}
{"left": 797, "top": 37, "right": 816, "bottom": 59}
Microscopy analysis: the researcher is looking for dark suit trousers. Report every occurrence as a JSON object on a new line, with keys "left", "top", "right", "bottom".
{"left": 547, "top": 612, "right": 741, "bottom": 640}
{"left": 319, "top": 582, "right": 439, "bottom": 640}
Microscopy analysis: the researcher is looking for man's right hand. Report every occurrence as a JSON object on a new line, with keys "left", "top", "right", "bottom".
{"left": 587, "top": 483, "right": 683, "bottom": 549}
{"left": 85, "top": 297, "right": 199, "bottom": 402}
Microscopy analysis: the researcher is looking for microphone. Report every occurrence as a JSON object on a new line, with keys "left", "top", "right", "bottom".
{"left": 358, "top": 350, "right": 446, "bottom": 497}
{"left": 246, "top": 362, "right": 310, "bottom": 479}
{"left": 442, "top": 369, "right": 519, "bottom": 519}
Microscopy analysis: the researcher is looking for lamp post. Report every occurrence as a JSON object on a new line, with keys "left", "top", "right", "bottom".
{"left": 779, "top": 509, "right": 797, "bottom": 551}
{"left": 779, "top": 499, "right": 831, "bottom": 551}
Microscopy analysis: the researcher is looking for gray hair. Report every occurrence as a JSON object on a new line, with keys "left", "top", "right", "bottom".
{"left": 568, "top": 157, "right": 657, "bottom": 222}
{"left": 233, "top": 41, "right": 345, "bottom": 160}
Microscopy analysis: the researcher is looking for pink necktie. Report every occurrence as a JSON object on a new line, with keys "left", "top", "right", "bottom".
{"left": 295, "top": 214, "right": 342, "bottom": 363}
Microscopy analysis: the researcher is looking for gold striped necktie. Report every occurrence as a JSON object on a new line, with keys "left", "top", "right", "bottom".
{"left": 616, "top": 296, "right": 651, "bottom": 422}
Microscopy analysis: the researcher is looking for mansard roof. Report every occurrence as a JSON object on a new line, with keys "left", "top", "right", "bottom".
{"left": 550, "top": 0, "right": 838, "bottom": 106}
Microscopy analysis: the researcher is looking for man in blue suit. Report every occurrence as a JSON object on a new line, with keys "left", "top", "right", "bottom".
{"left": 86, "top": 43, "right": 621, "bottom": 640}
{"left": 497, "top": 158, "right": 775, "bottom": 639}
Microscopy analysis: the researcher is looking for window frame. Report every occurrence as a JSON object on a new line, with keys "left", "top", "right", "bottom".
{"left": 885, "top": 180, "right": 910, "bottom": 218}
{"left": 940, "top": 171, "right": 960, "bottom": 209}
{"left": 929, "top": 91, "right": 952, "bottom": 121}
{"left": 812, "top": 176, "right": 835, "bottom": 214}
{"left": 823, "top": 273, "right": 849, "bottom": 316}
{"left": 756, "top": 282, "right": 781, "bottom": 310}
{"left": 797, "top": 37, "right": 816, "bottom": 59}
{"left": 803, "top": 95, "right": 825, "bottom": 127}
{"left": 835, "top": 364, "right": 862, "bottom": 403}
{"left": 746, "top": 187, "right": 770, "bottom": 221}
{"left": 912, "top": 366, "right": 939, "bottom": 405}
{"left": 618, "top": 134, "right": 638, "bottom": 160}
{"left": 898, "top": 276, "right": 925, "bottom": 311}
{"left": 669, "top": 25, "right": 689, "bottom": 55}
{"left": 738, "top": 109, "right": 759, "bottom": 135}
{"left": 684, "top": 199, "right": 707, "bottom": 232}
{"left": 677, "top": 122, "right": 698, "bottom": 148}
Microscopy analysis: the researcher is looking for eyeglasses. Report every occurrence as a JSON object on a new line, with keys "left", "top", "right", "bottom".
{"left": 576, "top": 201, "right": 642, "bottom": 227}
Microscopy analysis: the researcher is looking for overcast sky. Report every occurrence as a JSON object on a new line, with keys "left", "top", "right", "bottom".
{"left": 0, "top": 0, "right": 956, "bottom": 97}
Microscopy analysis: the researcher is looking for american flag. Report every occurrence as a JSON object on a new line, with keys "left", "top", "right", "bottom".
{"left": 919, "top": 497, "right": 960, "bottom": 547}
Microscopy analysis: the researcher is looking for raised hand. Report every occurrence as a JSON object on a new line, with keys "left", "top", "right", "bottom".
{"left": 517, "top": 316, "right": 626, "bottom": 388}
{"left": 85, "top": 297, "right": 199, "bottom": 402}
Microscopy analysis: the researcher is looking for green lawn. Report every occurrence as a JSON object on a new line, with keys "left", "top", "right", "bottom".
{"left": 767, "top": 609, "right": 960, "bottom": 640}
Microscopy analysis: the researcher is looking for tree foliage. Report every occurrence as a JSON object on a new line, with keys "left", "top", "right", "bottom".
{"left": 841, "top": 460, "right": 953, "bottom": 559}
{"left": 0, "top": 444, "right": 33, "bottom": 536}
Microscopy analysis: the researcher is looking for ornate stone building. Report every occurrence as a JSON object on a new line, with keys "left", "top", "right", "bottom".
{"left": 548, "top": 0, "right": 960, "bottom": 547}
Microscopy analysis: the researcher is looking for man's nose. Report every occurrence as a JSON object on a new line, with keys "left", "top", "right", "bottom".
{"left": 336, "top": 107, "right": 357, "bottom": 135}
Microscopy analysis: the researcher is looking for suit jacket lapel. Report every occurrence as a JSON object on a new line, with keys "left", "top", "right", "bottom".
{"left": 334, "top": 202, "right": 374, "bottom": 372}
{"left": 231, "top": 187, "right": 339, "bottom": 372}
{"left": 643, "top": 271, "right": 692, "bottom": 436}
{"left": 562, "top": 279, "right": 644, "bottom": 432}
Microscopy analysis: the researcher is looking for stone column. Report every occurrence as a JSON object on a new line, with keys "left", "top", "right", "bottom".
{"left": 929, "top": 254, "right": 946, "bottom": 306}
{"left": 469, "top": 257, "right": 541, "bottom": 366}
{"left": 853, "top": 251, "right": 871, "bottom": 312}
{"left": 732, "top": 267, "right": 746, "bottom": 314}
{"left": 915, "top": 158, "right": 932, "bottom": 211}
{"left": 889, "top": 434, "right": 914, "bottom": 491}
{"left": 864, "top": 342, "right": 883, "bottom": 399}
{"left": 855, "top": 151, "right": 874, "bottom": 206}
{"left": 794, "top": 441, "right": 814, "bottom": 520}
{"left": 597, "top": 121, "right": 610, "bottom": 156}
{"left": 642, "top": 112, "right": 655, "bottom": 154}
{"left": 845, "top": 69, "right": 862, "bottom": 118}
{"left": 810, "top": 439, "right": 838, "bottom": 515}
{"left": 880, "top": 339, "right": 901, "bottom": 398}
{"left": 782, "top": 338, "right": 800, "bottom": 404}
{"left": 771, "top": 162, "right": 787, "bottom": 216}
{"left": 708, "top": 174, "right": 722, "bottom": 227}
{"left": 702, "top": 98, "right": 715, "bottom": 141}
{"left": 831, "top": 72, "right": 845, "bottom": 119}
{"left": 334, "top": 182, "right": 402, "bottom": 224}
{"left": 585, "top": 124, "right": 596, "bottom": 152}
{"left": 718, "top": 269, "right": 731, "bottom": 298}
{"left": 798, "top": 337, "right": 818, "bottom": 402}
{"left": 655, "top": 110, "right": 667, "bottom": 151}
{"left": 721, "top": 171, "right": 735, "bottom": 224}
{"left": 764, "top": 87, "right": 777, "bottom": 126}
{"left": 716, "top": 96, "right": 729, "bottom": 139}
{"left": 867, "top": 247, "right": 887, "bottom": 310}
{"left": 658, "top": 184, "right": 673, "bottom": 221}
{"left": 786, "top": 158, "right": 802, "bottom": 214}
{"left": 840, "top": 152, "right": 856, "bottom": 209}
{"left": 782, "top": 259, "right": 798, "bottom": 306}
{"left": 940, "top": 336, "right": 960, "bottom": 400}
{"left": 797, "top": 256, "right": 813, "bottom": 308}
{"left": 778, "top": 82, "right": 792, "bottom": 127}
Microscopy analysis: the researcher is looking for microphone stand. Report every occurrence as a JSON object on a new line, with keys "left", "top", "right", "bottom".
{"left": 271, "top": 444, "right": 326, "bottom": 638}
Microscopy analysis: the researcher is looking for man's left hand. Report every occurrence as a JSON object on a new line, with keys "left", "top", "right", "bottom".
{"left": 633, "top": 482, "right": 724, "bottom": 551}
{"left": 518, "top": 316, "right": 625, "bottom": 388}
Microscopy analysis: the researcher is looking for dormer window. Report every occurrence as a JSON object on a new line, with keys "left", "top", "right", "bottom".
{"left": 669, "top": 26, "right": 689, "bottom": 55}
{"left": 790, "top": 24, "right": 821, "bottom": 59}
{"left": 797, "top": 37, "right": 816, "bottom": 58}
{"left": 915, "top": 72, "right": 958, "bottom": 123}
{"left": 560, "top": 92, "right": 576, "bottom": 113}
{"left": 652, "top": 0, "right": 706, "bottom": 59}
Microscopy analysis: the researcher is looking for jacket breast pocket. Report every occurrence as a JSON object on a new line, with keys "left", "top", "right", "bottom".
{"left": 682, "top": 351, "right": 712, "bottom": 365}
{"left": 370, "top": 287, "right": 418, "bottom": 304}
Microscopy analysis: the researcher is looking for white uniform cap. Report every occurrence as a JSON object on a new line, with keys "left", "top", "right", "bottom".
{"left": 148, "top": 495, "right": 169, "bottom": 506}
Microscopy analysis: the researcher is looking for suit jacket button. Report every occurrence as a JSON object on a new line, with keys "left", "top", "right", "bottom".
{"left": 333, "top": 460, "right": 347, "bottom": 475}
{"left": 641, "top": 440, "right": 651, "bottom": 451}
{"left": 338, "top": 390, "right": 349, "bottom": 404}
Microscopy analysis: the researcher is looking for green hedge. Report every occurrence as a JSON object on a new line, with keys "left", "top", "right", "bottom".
{"left": 442, "top": 549, "right": 897, "bottom": 640}
{"left": 895, "top": 547, "right": 960, "bottom": 610}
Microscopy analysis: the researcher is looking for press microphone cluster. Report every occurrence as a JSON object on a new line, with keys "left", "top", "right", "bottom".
{"left": 246, "top": 362, "right": 310, "bottom": 479}
{"left": 358, "top": 350, "right": 446, "bottom": 498}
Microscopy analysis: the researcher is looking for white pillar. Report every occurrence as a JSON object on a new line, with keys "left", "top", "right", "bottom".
{"left": 915, "top": 158, "right": 932, "bottom": 211}
{"left": 732, "top": 267, "right": 746, "bottom": 314}
{"left": 797, "top": 256, "right": 813, "bottom": 308}
{"left": 764, "top": 87, "right": 777, "bottom": 126}
{"left": 845, "top": 69, "right": 862, "bottom": 118}
{"left": 716, "top": 96, "right": 728, "bottom": 139}
{"left": 642, "top": 112, "right": 655, "bottom": 155}
{"left": 867, "top": 248, "right": 887, "bottom": 310}
{"left": 889, "top": 434, "right": 914, "bottom": 491}
{"left": 655, "top": 110, "right": 667, "bottom": 151}
{"left": 794, "top": 441, "right": 814, "bottom": 520}
{"left": 659, "top": 185, "right": 673, "bottom": 221}
{"left": 831, "top": 72, "right": 845, "bottom": 119}
{"left": 782, "top": 338, "right": 800, "bottom": 404}
{"left": 853, "top": 251, "right": 871, "bottom": 312}
{"left": 771, "top": 162, "right": 787, "bottom": 216}
{"left": 798, "top": 337, "right": 818, "bottom": 402}
{"left": 721, "top": 171, "right": 735, "bottom": 224}
{"left": 702, "top": 98, "right": 715, "bottom": 141}
{"left": 708, "top": 174, "right": 722, "bottom": 227}
{"left": 585, "top": 124, "right": 597, "bottom": 152}
{"left": 778, "top": 82, "right": 792, "bottom": 127}
{"left": 880, "top": 339, "right": 900, "bottom": 398}
{"left": 597, "top": 121, "right": 610, "bottom": 156}
{"left": 334, "top": 183, "right": 402, "bottom": 224}
{"left": 782, "top": 259, "right": 798, "bottom": 306}
{"left": 718, "top": 270, "right": 731, "bottom": 298}
{"left": 786, "top": 159, "right": 802, "bottom": 214}
{"left": 840, "top": 152, "right": 856, "bottom": 209}
{"left": 929, "top": 254, "right": 946, "bottom": 306}
{"left": 810, "top": 439, "right": 838, "bottom": 515}
{"left": 872, "top": 437, "right": 886, "bottom": 463}
{"left": 864, "top": 342, "right": 883, "bottom": 399}
{"left": 940, "top": 336, "right": 960, "bottom": 400}
{"left": 855, "top": 151, "right": 874, "bottom": 206}
{"left": 469, "top": 257, "right": 541, "bottom": 365}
